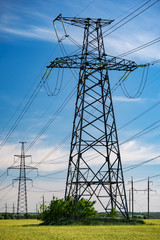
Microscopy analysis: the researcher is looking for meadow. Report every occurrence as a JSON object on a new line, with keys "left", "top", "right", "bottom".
{"left": 0, "top": 219, "right": 160, "bottom": 240}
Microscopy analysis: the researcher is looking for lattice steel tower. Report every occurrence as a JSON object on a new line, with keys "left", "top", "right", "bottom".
{"left": 8, "top": 142, "right": 37, "bottom": 216}
{"left": 47, "top": 16, "right": 138, "bottom": 219}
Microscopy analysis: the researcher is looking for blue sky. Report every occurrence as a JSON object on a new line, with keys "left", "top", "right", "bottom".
{"left": 1, "top": 0, "right": 160, "bottom": 213}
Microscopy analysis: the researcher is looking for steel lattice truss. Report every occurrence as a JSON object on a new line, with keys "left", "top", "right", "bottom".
{"left": 48, "top": 54, "right": 137, "bottom": 71}
{"left": 47, "top": 17, "right": 138, "bottom": 219}
{"left": 8, "top": 142, "right": 37, "bottom": 216}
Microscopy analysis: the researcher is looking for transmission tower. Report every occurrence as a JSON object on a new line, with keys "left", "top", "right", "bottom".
{"left": 46, "top": 16, "right": 138, "bottom": 219}
{"left": 8, "top": 142, "right": 37, "bottom": 216}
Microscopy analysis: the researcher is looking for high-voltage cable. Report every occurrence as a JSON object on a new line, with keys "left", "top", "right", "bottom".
{"left": 103, "top": 0, "right": 160, "bottom": 38}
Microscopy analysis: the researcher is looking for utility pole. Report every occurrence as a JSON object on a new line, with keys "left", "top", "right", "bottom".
{"left": 46, "top": 15, "right": 139, "bottom": 219}
{"left": 128, "top": 177, "right": 134, "bottom": 218}
{"left": 148, "top": 177, "right": 150, "bottom": 219}
{"left": 130, "top": 177, "right": 145, "bottom": 218}
{"left": 13, "top": 203, "right": 15, "bottom": 214}
{"left": 36, "top": 204, "right": 38, "bottom": 218}
{"left": 42, "top": 195, "right": 45, "bottom": 213}
{"left": 131, "top": 177, "right": 134, "bottom": 218}
{"left": 146, "top": 177, "right": 156, "bottom": 219}
{"left": 129, "top": 177, "right": 155, "bottom": 219}
{"left": 7, "top": 142, "right": 38, "bottom": 217}
{"left": 129, "top": 189, "right": 131, "bottom": 217}
{"left": 5, "top": 203, "right": 7, "bottom": 214}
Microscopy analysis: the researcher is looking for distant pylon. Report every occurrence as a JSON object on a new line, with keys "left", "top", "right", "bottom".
{"left": 46, "top": 15, "right": 139, "bottom": 219}
{"left": 8, "top": 142, "right": 37, "bottom": 216}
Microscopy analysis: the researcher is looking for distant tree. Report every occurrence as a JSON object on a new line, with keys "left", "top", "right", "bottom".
{"left": 39, "top": 197, "right": 97, "bottom": 223}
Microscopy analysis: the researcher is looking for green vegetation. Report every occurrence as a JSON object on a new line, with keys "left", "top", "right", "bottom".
{"left": 0, "top": 213, "right": 38, "bottom": 220}
{"left": 108, "top": 207, "right": 118, "bottom": 218}
{"left": 44, "top": 217, "right": 144, "bottom": 226}
{"left": 0, "top": 219, "right": 160, "bottom": 240}
{"left": 39, "top": 197, "right": 97, "bottom": 224}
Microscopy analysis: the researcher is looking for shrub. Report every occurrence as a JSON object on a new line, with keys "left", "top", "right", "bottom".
{"left": 39, "top": 197, "right": 97, "bottom": 223}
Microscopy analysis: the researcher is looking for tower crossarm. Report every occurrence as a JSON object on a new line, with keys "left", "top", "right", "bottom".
{"left": 13, "top": 177, "right": 32, "bottom": 182}
{"left": 53, "top": 15, "right": 114, "bottom": 28}
{"left": 7, "top": 165, "right": 38, "bottom": 170}
{"left": 14, "top": 154, "right": 31, "bottom": 158}
{"left": 12, "top": 177, "right": 33, "bottom": 186}
{"left": 47, "top": 54, "right": 138, "bottom": 71}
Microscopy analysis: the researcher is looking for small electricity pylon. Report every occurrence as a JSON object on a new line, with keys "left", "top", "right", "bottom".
{"left": 46, "top": 16, "right": 138, "bottom": 219}
{"left": 8, "top": 142, "right": 38, "bottom": 216}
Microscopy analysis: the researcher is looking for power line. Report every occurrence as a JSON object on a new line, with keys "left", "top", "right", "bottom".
{"left": 103, "top": 0, "right": 151, "bottom": 36}
{"left": 38, "top": 153, "right": 160, "bottom": 179}
{"left": 0, "top": 44, "right": 59, "bottom": 151}
{"left": 1, "top": 1, "right": 159, "bottom": 160}
{"left": 0, "top": 174, "right": 8, "bottom": 185}
{"left": 118, "top": 99, "right": 160, "bottom": 130}
{"left": 1, "top": 111, "right": 158, "bottom": 193}
{"left": 118, "top": 36, "right": 160, "bottom": 58}
{"left": 0, "top": 183, "right": 13, "bottom": 191}
{"left": 31, "top": 185, "right": 64, "bottom": 193}
{"left": 25, "top": 87, "right": 76, "bottom": 152}
{"left": 0, "top": 82, "right": 42, "bottom": 151}
{"left": 38, "top": 169, "right": 67, "bottom": 178}
{"left": 135, "top": 173, "right": 160, "bottom": 183}
{"left": 25, "top": 72, "right": 160, "bottom": 170}
{"left": 113, "top": 0, "right": 149, "bottom": 20}
{"left": 21, "top": 30, "right": 80, "bottom": 153}
{"left": 147, "top": 58, "right": 160, "bottom": 66}
{"left": 121, "top": 65, "right": 149, "bottom": 98}
{"left": 19, "top": 70, "right": 75, "bottom": 147}
{"left": 75, "top": 0, "right": 97, "bottom": 17}
{"left": 1, "top": 4, "right": 160, "bottom": 204}
{"left": 103, "top": 0, "right": 160, "bottom": 38}
{"left": 1, "top": 69, "right": 157, "bottom": 184}
{"left": 0, "top": 186, "right": 13, "bottom": 202}
{"left": 124, "top": 155, "right": 160, "bottom": 172}
{"left": 120, "top": 119, "right": 160, "bottom": 145}
{"left": 2, "top": 1, "right": 158, "bottom": 163}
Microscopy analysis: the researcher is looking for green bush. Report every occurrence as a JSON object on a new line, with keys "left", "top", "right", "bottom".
{"left": 0, "top": 215, "right": 4, "bottom": 220}
{"left": 39, "top": 197, "right": 97, "bottom": 223}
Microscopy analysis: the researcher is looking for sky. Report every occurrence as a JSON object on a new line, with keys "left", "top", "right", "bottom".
{"left": 1, "top": 0, "right": 160, "bottom": 214}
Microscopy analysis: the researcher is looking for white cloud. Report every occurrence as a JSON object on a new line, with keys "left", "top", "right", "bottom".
{"left": 113, "top": 96, "right": 142, "bottom": 102}
{"left": 104, "top": 32, "right": 160, "bottom": 62}
{"left": 1, "top": 140, "right": 160, "bottom": 213}
{"left": 1, "top": 138, "right": 160, "bottom": 175}
{"left": 0, "top": 142, "right": 68, "bottom": 172}
{"left": 1, "top": 25, "right": 56, "bottom": 42}
{"left": 1, "top": 5, "right": 160, "bottom": 63}
{"left": 121, "top": 140, "right": 160, "bottom": 164}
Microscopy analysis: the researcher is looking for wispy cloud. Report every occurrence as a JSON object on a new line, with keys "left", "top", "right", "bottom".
{"left": 0, "top": 142, "right": 69, "bottom": 172}
{"left": 121, "top": 140, "right": 160, "bottom": 164}
{"left": 1, "top": 0, "right": 160, "bottom": 63}
{"left": 112, "top": 96, "right": 142, "bottom": 102}
{"left": 1, "top": 25, "right": 56, "bottom": 42}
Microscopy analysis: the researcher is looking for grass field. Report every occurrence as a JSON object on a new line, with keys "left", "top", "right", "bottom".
{"left": 0, "top": 219, "right": 160, "bottom": 240}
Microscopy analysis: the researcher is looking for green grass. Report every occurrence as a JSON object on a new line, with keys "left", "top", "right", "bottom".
{"left": 0, "top": 219, "right": 160, "bottom": 240}
{"left": 41, "top": 217, "right": 145, "bottom": 225}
